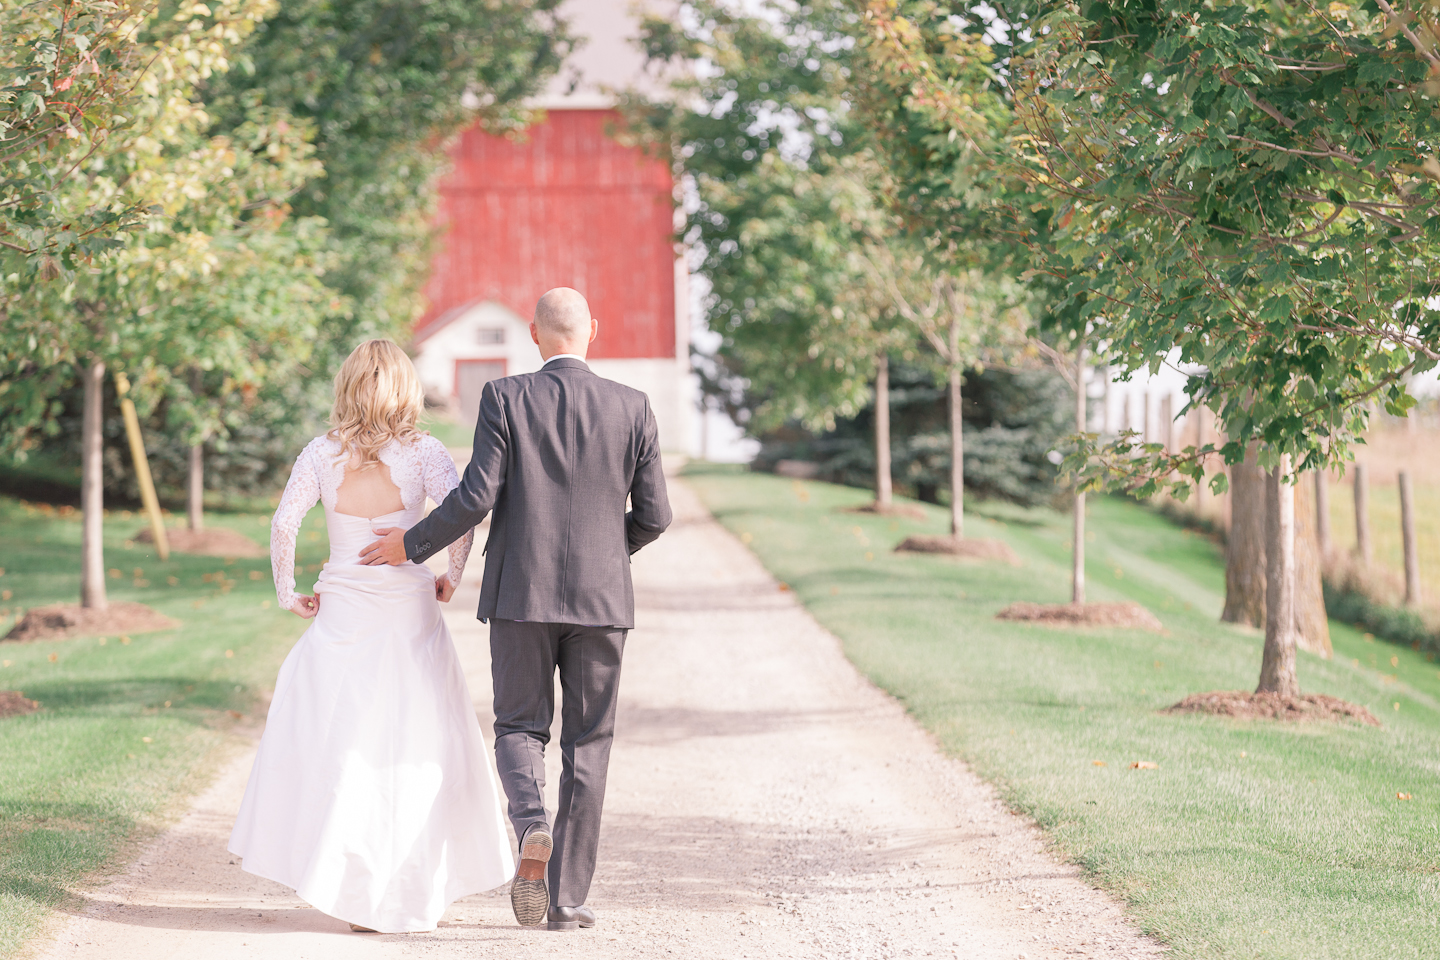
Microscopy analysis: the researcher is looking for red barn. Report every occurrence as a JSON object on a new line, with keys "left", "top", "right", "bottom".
{"left": 412, "top": 1, "right": 691, "bottom": 451}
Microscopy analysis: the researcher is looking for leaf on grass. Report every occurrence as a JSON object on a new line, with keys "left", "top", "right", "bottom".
{"left": 47, "top": 653, "right": 57, "bottom": 663}
{"left": 1092, "top": 760, "right": 1106, "bottom": 766}
{"left": 1130, "top": 761, "right": 1159, "bottom": 770}
{"left": 1397, "top": 792, "right": 1413, "bottom": 800}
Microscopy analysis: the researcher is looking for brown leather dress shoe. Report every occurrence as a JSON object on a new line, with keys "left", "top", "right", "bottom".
{"left": 547, "top": 904, "right": 596, "bottom": 931}
{"left": 511, "top": 823, "right": 552, "bottom": 926}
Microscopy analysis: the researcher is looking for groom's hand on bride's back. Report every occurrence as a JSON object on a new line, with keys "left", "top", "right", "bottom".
{"left": 360, "top": 527, "right": 409, "bottom": 566}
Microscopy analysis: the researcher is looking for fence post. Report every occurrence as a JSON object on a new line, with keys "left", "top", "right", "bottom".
{"left": 1354, "top": 464, "right": 1371, "bottom": 564}
{"left": 1400, "top": 470, "right": 1421, "bottom": 606}
{"left": 1160, "top": 393, "right": 1173, "bottom": 453}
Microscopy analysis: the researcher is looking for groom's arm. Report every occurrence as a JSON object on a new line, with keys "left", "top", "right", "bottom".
{"left": 405, "top": 381, "right": 510, "bottom": 564}
{"left": 625, "top": 398, "right": 671, "bottom": 555}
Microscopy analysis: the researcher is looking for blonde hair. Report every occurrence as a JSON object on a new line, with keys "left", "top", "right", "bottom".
{"left": 327, "top": 339, "right": 424, "bottom": 467}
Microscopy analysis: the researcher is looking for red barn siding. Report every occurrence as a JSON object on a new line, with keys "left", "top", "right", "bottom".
{"left": 419, "top": 110, "right": 676, "bottom": 359}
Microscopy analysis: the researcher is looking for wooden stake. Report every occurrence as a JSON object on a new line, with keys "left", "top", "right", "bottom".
{"left": 1400, "top": 470, "right": 1421, "bottom": 606}
{"left": 1354, "top": 464, "right": 1372, "bottom": 564}
{"left": 115, "top": 373, "right": 170, "bottom": 560}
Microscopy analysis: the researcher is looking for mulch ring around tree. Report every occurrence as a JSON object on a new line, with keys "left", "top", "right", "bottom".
{"left": 1167, "top": 691, "right": 1381, "bottom": 726}
{"left": 135, "top": 526, "right": 266, "bottom": 558}
{"left": 3, "top": 602, "right": 179, "bottom": 643}
{"left": 895, "top": 535, "right": 1019, "bottom": 565}
{"left": 841, "top": 502, "right": 928, "bottom": 521}
{"left": 0, "top": 690, "right": 40, "bottom": 719}
{"left": 995, "top": 601, "right": 1164, "bottom": 631}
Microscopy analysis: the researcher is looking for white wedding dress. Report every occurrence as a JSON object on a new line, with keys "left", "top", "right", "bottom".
{"left": 229, "top": 434, "right": 514, "bottom": 933}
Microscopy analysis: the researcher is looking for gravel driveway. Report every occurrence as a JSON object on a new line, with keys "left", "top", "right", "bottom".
{"left": 36, "top": 476, "right": 1163, "bottom": 960}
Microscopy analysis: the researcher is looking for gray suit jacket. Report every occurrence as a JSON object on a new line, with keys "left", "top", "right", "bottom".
{"left": 405, "top": 358, "right": 672, "bottom": 629}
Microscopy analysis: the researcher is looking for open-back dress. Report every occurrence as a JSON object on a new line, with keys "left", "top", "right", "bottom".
{"left": 229, "top": 433, "right": 514, "bottom": 933}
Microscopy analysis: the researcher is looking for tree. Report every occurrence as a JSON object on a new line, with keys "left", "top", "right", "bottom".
{"left": 0, "top": 0, "right": 329, "bottom": 611}
{"left": 7, "top": 0, "right": 571, "bottom": 535}
{"left": 631, "top": 1, "right": 917, "bottom": 505}
{"left": 1013, "top": 1, "right": 1440, "bottom": 692}
{"left": 866, "top": 247, "right": 1029, "bottom": 537}
{"left": 1, "top": 1, "right": 177, "bottom": 279}
{"left": 203, "top": 0, "right": 571, "bottom": 377}
{"left": 1224, "top": 450, "right": 1332, "bottom": 658}
{"left": 849, "top": 2, "right": 1065, "bottom": 541}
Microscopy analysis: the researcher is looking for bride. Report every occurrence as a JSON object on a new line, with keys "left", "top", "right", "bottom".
{"left": 229, "top": 339, "right": 514, "bottom": 933}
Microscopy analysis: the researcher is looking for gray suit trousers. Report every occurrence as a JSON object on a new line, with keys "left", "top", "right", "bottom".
{"left": 489, "top": 618, "right": 626, "bottom": 908}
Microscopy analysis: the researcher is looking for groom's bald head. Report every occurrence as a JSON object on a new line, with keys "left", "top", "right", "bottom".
{"left": 531, "top": 287, "right": 598, "bottom": 360}
{"left": 535, "top": 287, "right": 592, "bottom": 339}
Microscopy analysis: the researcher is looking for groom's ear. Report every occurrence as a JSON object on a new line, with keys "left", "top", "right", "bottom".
{"left": 530, "top": 322, "right": 541, "bottom": 346}
{"left": 588, "top": 318, "right": 598, "bottom": 343}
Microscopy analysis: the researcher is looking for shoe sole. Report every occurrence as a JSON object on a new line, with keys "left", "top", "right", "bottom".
{"left": 511, "top": 829, "right": 553, "bottom": 927}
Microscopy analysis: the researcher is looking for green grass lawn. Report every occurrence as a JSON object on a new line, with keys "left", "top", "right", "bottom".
{"left": 684, "top": 464, "right": 1440, "bottom": 960}
{"left": 419, "top": 410, "right": 474, "bottom": 449}
{"left": 0, "top": 497, "right": 326, "bottom": 958}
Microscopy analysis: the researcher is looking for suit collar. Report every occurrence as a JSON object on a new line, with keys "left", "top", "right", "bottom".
{"left": 541, "top": 356, "right": 590, "bottom": 372}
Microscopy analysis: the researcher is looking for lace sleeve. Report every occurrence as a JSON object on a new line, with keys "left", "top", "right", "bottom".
{"left": 271, "top": 440, "right": 322, "bottom": 611}
{"left": 420, "top": 437, "right": 473, "bottom": 586}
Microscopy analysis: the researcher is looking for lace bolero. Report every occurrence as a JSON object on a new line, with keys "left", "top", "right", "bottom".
{"left": 270, "top": 433, "right": 473, "bottom": 612}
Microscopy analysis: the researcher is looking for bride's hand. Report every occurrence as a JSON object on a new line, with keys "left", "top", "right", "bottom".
{"left": 291, "top": 594, "right": 320, "bottom": 619}
{"left": 435, "top": 576, "right": 455, "bottom": 603}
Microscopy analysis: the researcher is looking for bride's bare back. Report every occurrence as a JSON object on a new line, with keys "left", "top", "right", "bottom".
{"left": 335, "top": 459, "right": 404, "bottom": 518}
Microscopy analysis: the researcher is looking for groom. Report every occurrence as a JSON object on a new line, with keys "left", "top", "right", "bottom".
{"left": 361, "top": 287, "right": 672, "bottom": 931}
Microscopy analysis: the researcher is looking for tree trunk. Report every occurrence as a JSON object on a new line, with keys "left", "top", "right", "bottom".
{"left": 948, "top": 319, "right": 963, "bottom": 539}
{"left": 1401, "top": 470, "right": 1421, "bottom": 606}
{"left": 699, "top": 397, "right": 709, "bottom": 462}
{"left": 1314, "top": 470, "right": 1330, "bottom": 556}
{"left": 1072, "top": 339, "right": 1086, "bottom": 603}
{"left": 1223, "top": 445, "right": 1267, "bottom": 627}
{"left": 1292, "top": 472, "right": 1332, "bottom": 658}
{"left": 81, "top": 359, "right": 107, "bottom": 611}
{"left": 874, "top": 353, "right": 892, "bottom": 510}
{"left": 187, "top": 442, "right": 205, "bottom": 532}
{"left": 1193, "top": 407, "right": 1207, "bottom": 514}
{"left": 1224, "top": 449, "right": 1330, "bottom": 656}
{"left": 1257, "top": 456, "right": 1300, "bottom": 695}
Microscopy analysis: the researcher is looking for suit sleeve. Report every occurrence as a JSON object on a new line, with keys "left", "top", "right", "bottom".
{"left": 625, "top": 397, "right": 672, "bottom": 555}
{"left": 405, "top": 381, "right": 509, "bottom": 564}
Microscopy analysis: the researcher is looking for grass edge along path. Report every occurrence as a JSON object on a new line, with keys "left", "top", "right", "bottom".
{"left": 0, "top": 496, "right": 324, "bottom": 960}
{"left": 683, "top": 464, "right": 1440, "bottom": 960}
